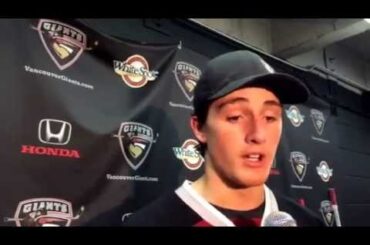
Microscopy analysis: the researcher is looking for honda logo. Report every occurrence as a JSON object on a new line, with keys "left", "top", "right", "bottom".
{"left": 38, "top": 119, "right": 72, "bottom": 145}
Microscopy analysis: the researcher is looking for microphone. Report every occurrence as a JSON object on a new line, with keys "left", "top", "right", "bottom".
{"left": 263, "top": 211, "right": 297, "bottom": 227}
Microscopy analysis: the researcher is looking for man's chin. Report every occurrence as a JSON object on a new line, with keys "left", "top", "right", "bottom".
{"left": 226, "top": 176, "right": 267, "bottom": 189}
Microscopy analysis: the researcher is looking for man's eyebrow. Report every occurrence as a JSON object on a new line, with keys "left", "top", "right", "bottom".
{"left": 264, "top": 100, "right": 282, "bottom": 108}
{"left": 217, "top": 97, "right": 249, "bottom": 111}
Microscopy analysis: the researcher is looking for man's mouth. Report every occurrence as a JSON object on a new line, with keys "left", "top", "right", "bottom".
{"left": 242, "top": 153, "right": 267, "bottom": 167}
{"left": 245, "top": 153, "right": 263, "bottom": 162}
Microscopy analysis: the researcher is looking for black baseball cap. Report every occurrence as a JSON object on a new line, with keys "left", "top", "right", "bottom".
{"left": 193, "top": 50, "right": 310, "bottom": 114}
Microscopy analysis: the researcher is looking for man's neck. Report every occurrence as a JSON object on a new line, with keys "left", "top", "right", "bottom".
{"left": 192, "top": 174, "right": 265, "bottom": 211}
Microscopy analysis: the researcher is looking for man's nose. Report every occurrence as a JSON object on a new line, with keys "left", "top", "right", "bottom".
{"left": 245, "top": 118, "right": 266, "bottom": 145}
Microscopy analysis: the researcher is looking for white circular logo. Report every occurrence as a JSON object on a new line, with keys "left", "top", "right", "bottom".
{"left": 285, "top": 105, "right": 305, "bottom": 127}
{"left": 173, "top": 139, "right": 204, "bottom": 170}
{"left": 316, "top": 161, "right": 333, "bottom": 182}
{"left": 114, "top": 55, "right": 158, "bottom": 88}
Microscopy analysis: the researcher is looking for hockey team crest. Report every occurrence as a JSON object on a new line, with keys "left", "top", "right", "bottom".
{"left": 114, "top": 55, "right": 158, "bottom": 88}
{"left": 37, "top": 19, "right": 87, "bottom": 70}
{"left": 4, "top": 198, "right": 83, "bottom": 227}
{"left": 290, "top": 151, "right": 309, "bottom": 182}
{"left": 320, "top": 200, "right": 335, "bottom": 226}
{"left": 174, "top": 62, "right": 201, "bottom": 101}
{"left": 114, "top": 122, "right": 156, "bottom": 170}
{"left": 310, "top": 109, "right": 326, "bottom": 135}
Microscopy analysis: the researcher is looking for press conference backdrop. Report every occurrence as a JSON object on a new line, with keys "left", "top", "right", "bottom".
{"left": 0, "top": 19, "right": 369, "bottom": 226}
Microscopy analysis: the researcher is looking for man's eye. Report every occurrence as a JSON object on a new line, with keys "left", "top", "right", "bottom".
{"left": 227, "top": 116, "right": 241, "bottom": 123}
{"left": 266, "top": 116, "right": 277, "bottom": 122}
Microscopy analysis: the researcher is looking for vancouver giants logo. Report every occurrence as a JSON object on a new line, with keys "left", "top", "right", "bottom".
{"left": 320, "top": 200, "right": 335, "bottom": 227}
{"left": 310, "top": 109, "right": 326, "bottom": 136}
{"left": 113, "top": 55, "right": 158, "bottom": 88}
{"left": 174, "top": 62, "right": 201, "bottom": 101}
{"left": 290, "top": 151, "right": 309, "bottom": 182}
{"left": 4, "top": 198, "right": 84, "bottom": 227}
{"left": 20, "top": 119, "right": 80, "bottom": 158}
{"left": 113, "top": 122, "right": 157, "bottom": 170}
{"left": 37, "top": 19, "right": 87, "bottom": 70}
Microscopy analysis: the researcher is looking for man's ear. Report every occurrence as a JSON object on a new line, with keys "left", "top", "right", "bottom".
{"left": 190, "top": 116, "right": 207, "bottom": 144}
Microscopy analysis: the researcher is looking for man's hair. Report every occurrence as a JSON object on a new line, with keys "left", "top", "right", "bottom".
{"left": 193, "top": 103, "right": 211, "bottom": 157}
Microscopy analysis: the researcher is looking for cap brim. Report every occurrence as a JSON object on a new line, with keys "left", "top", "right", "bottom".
{"left": 209, "top": 73, "right": 310, "bottom": 104}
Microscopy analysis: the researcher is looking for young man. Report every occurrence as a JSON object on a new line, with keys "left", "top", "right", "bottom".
{"left": 124, "top": 50, "right": 324, "bottom": 227}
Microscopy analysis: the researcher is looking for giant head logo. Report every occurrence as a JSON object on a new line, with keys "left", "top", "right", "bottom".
{"left": 37, "top": 19, "right": 87, "bottom": 70}
{"left": 4, "top": 198, "right": 83, "bottom": 227}
{"left": 320, "top": 200, "right": 335, "bottom": 227}
{"left": 290, "top": 151, "right": 309, "bottom": 182}
{"left": 113, "top": 122, "right": 157, "bottom": 170}
{"left": 174, "top": 62, "right": 201, "bottom": 101}
{"left": 310, "top": 109, "right": 326, "bottom": 136}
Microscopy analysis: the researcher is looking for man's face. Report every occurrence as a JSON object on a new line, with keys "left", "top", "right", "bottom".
{"left": 193, "top": 87, "right": 283, "bottom": 188}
